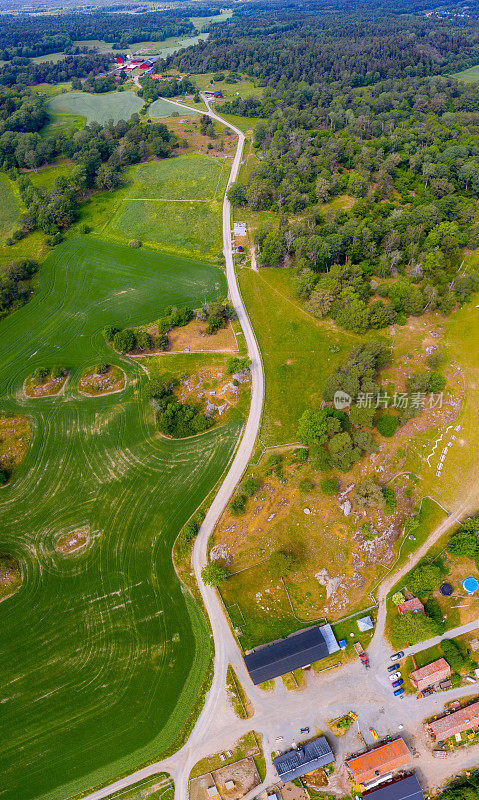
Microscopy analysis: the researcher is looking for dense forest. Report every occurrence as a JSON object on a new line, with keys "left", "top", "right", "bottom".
{"left": 0, "top": 6, "right": 219, "bottom": 60}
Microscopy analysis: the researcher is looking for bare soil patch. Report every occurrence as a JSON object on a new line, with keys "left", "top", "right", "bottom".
{"left": 0, "top": 414, "right": 31, "bottom": 474}
{"left": 78, "top": 366, "right": 125, "bottom": 396}
{"left": 133, "top": 320, "right": 238, "bottom": 356}
{"left": 24, "top": 373, "right": 68, "bottom": 398}
{"left": 55, "top": 526, "right": 90, "bottom": 555}
{"left": 0, "top": 554, "right": 21, "bottom": 601}
{"left": 176, "top": 365, "right": 250, "bottom": 418}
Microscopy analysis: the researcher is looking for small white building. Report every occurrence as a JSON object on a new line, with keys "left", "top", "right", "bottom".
{"left": 357, "top": 615, "right": 374, "bottom": 632}
{"left": 233, "top": 222, "right": 247, "bottom": 237}
{"left": 225, "top": 780, "right": 235, "bottom": 789}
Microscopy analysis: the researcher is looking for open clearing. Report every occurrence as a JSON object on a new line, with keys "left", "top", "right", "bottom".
{"left": 0, "top": 174, "right": 20, "bottom": 240}
{"left": 0, "top": 237, "right": 241, "bottom": 800}
{"left": 126, "top": 156, "right": 229, "bottom": 201}
{"left": 149, "top": 98, "right": 200, "bottom": 118}
{"left": 48, "top": 91, "right": 144, "bottom": 124}
{"left": 106, "top": 198, "right": 223, "bottom": 260}
{"left": 452, "top": 64, "right": 479, "bottom": 82}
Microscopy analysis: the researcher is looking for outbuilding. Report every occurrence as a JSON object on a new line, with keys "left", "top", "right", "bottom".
{"left": 362, "top": 774, "right": 424, "bottom": 800}
{"left": 244, "top": 624, "right": 338, "bottom": 684}
{"left": 273, "top": 736, "right": 334, "bottom": 782}
{"left": 409, "top": 658, "right": 451, "bottom": 692}
{"left": 346, "top": 739, "right": 412, "bottom": 786}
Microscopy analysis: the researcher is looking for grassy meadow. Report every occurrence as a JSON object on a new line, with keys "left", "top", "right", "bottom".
{"left": 109, "top": 774, "right": 174, "bottom": 800}
{"left": 48, "top": 91, "right": 144, "bottom": 125}
{"left": 452, "top": 64, "right": 479, "bottom": 82}
{"left": 126, "top": 156, "right": 229, "bottom": 201}
{"left": 237, "top": 267, "right": 361, "bottom": 445}
{"left": 0, "top": 238, "right": 242, "bottom": 800}
{"left": 0, "top": 173, "right": 20, "bottom": 240}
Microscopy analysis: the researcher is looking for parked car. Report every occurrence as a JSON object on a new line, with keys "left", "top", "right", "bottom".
{"left": 393, "top": 687, "right": 405, "bottom": 696}
{"left": 387, "top": 663, "right": 400, "bottom": 673}
{"left": 392, "top": 678, "right": 404, "bottom": 688}
{"left": 300, "top": 727, "right": 310, "bottom": 734}
{"left": 389, "top": 672, "right": 401, "bottom": 681}
{"left": 391, "top": 651, "right": 405, "bottom": 660}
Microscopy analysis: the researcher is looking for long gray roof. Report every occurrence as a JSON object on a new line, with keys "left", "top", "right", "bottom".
{"left": 363, "top": 775, "right": 424, "bottom": 800}
{"left": 273, "top": 737, "right": 334, "bottom": 782}
{"left": 244, "top": 627, "right": 329, "bottom": 684}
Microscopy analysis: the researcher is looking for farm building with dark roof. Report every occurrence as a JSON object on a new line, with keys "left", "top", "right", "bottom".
{"left": 243, "top": 625, "right": 338, "bottom": 684}
{"left": 363, "top": 774, "right": 424, "bottom": 800}
{"left": 273, "top": 737, "right": 334, "bottom": 782}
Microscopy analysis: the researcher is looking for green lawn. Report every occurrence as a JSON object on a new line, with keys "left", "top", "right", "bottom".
{"left": 237, "top": 267, "right": 363, "bottom": 446}
{"left": 28, "top": 162, "right": 73, "bottom": 191}
{"left": 126, "top": 156, "right": 229, "bottom": 201}
{"left": 105, "top": 198, "right": 223, "bottom": 260}
{"left": 452, "top": 65, "right": 479, "bottom": 82}
{"left": 190, "top": 10, "right": 233, "bottom": 31}
{"left": 48, "top": 91, "right": 144, "bottom": 125}
{"left": 0, "top": 173, "right": 21, "bottom": 240}
{"left": 0, "top": 238, "right": 241, "bottom": 800}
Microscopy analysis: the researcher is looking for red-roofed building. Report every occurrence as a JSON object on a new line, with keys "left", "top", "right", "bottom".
{"left": 346, "top": 739, "right": 412, "bottom": 785}
{"left": 397, "top": 597, "right": 424, "bottom": 616}
{"left": 116, "top": 56, "right": 124, "bottom": 65}
{"left": 427, "top": 701, "right": 479, "bottom": 742}
{"left": 409, "top": 658, "right": 451, "bottom": 692}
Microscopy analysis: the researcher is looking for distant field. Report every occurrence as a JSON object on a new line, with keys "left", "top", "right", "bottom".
{"left": 106, "top": 198, "right": 223, "bottom": 260}
{"left": 48, "top": 91, "right": 144, "bottom": 124}
{"left": 149, "top": 97, "right": 200, "bottom": 118}
{"left": 0, "top": 174, "right": 20, "bottom": 241}
{"left": 452, "top": 64, "right": 479, "bottom": 82}
{"left": 0, "top": 237, "right": 240, "bottom": 800}
{"left": 190, "top": 9, "right": 232, "bottom": 31}
{"left": 127, "top": 156, "right": 229, "bottom": 200}
{"left": 192, "top": 71, "right": 263, "bottom": 100}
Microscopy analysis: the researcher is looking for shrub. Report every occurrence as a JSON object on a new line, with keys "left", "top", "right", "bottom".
{"left": 449, "top": 672, "right": 462, "bottom": 688}
{"left": 241, "top": 477, "right": 259, "bottom": 497}
{"left": 299, "top": 478, "right": 314, "bottom": 493}
{"left": 97, "top": 363, "right": 109, "bottom": 374}
{"left": 320, "top": 477, "right": 339, "bottom": 495}
{"left": 33, "top": 366, "right": 49, "bottom": 385}
{"left": 128, "top": 239, "right": 142, "bottom": 248}
{"left": 407, "top": 562, "right": 443, "bottom": 596}
{"left": 79, "top": 223, "right": 91, "bottom": 234}
{"left": 157, "top": 333, "right": 169, "bottom": 351}
{"left": 182, "top": 520, "right": 199, "bottom": 541}
{"left": 226, "top": 356, "right": 251, "bottom": 375}
{"left": 136, "top": 331, "right": 153, "bottom": 350}
{"left": 230, "top": 494, "right": 247, "bottom": 515}
{"left": 390, "top": 610, "right": 442, "bottom": 647}
{"left": 201, "top": 562, "right": 229, "bottom": 586}
{"left": 441, "top": 638, "right": 465, "bottom": 672}
{"left": 354, "top": 478, "right": 384, "bottom": 509}
{"left": 382, "top": 486, "right": 397, "bottom": 514}
{"left": 447, "top": 527, "right": 479, "bottom": 560}
{"left": 51, "top": 365, "right": 65, "bottom": 380}
{"left": 269, "top": 549, "right": 296, "bottom": 577}
{"left": 426, "top": 350, "right": 446, "bottom": 369}
{"left": 113, "top": 329, "right": 136, "bottom": 353}
{"left": 392, "top": 592, "right": 405, "bottom": 605}
{"left": 291, "top": 447, "right": 308, "bottom": 464}
{"left": 103, "top": 325, "right": 119, "bottom": 341}
{"left": 376, "top": 414, "right": 400, "bottom": 437}
{"left": 0, "top": 469, "right": 9, "bottom": 486}
{"left": 428, "top": 372, "right": 447, "bottom": 392}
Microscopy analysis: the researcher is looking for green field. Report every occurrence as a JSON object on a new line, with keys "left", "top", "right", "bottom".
{"left": 0, "top": 237, "right": 241, "bottom": 800}
{"left": 106, "top": 198, "right": 223, "bottom": 260}
{"left": 127, "top": 156, "right": 229, "bottom": 201}
{"left": 0, "top": 173, "right": 21, "bottom": 240}
{"left": 452, "top": 64, "right": 479, "bottom": 82}
{"left": 109, "top": 774, "right": 174, "bottom": 800}
{"left": 238, "top": 268, "right": 361, "bottom": 446}
{"left": 28, "top": 162, "right": 73, "bottom": 191}
{"left": 149, "top": 98, "right": 200, "bottom": 118}
{"left": 48, "top": 91, "right": 144, "bottom": 125}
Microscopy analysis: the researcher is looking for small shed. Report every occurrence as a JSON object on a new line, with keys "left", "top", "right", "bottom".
{"left": 225, "top": 780, "right": 235, "bottom": 789}
{"left": 357, "top": 615, "right": 374, "bottom": 632}
{"left": 233, "top": 222, "right": 247, "bottom": 237}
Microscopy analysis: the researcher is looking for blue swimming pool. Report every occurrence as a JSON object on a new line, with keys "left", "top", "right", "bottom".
{"left": 462, "top": 576, "right": 479, "bottom": 594}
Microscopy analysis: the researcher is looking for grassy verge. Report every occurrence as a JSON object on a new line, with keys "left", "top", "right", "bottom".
{"left": 226, "top": 664, "right": 253, "bottom": 718}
